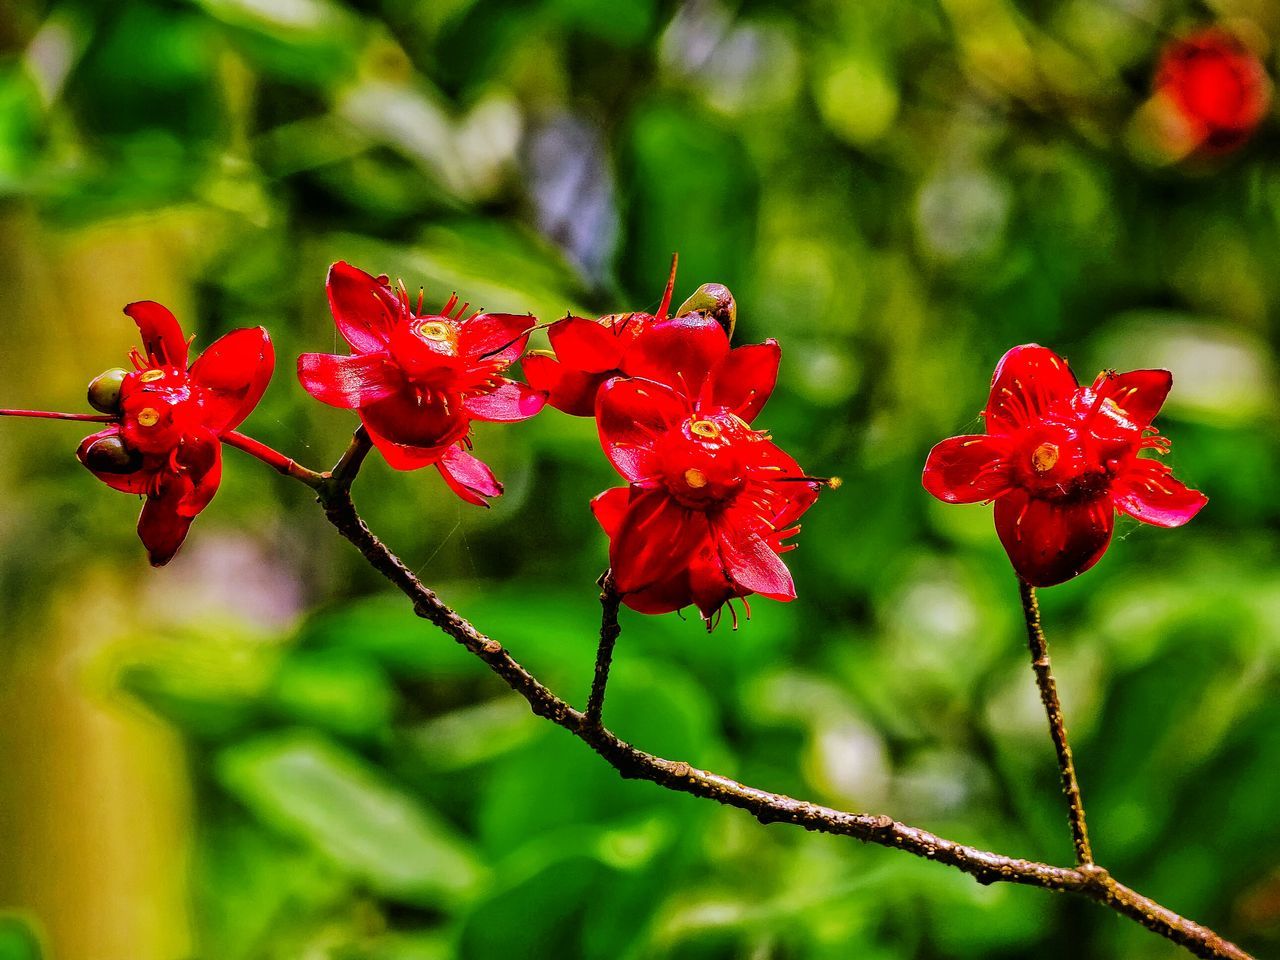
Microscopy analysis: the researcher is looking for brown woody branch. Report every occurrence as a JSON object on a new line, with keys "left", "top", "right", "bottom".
{"left": 303, "top": 429, "right": 1253, "bottom": 960}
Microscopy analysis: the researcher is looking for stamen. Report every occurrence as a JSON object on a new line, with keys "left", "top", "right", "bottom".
{"left": 772, "top": 474, "right": 842, "bottom": 489}
{"left": 140, "top": 369, "right": 165, "bottom": 383}
{"left": 137, "top": 407, "right": 161, "bottom": 427}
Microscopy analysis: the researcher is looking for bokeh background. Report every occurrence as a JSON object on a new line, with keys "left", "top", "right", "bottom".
{"left": 1, "top": 0, "right": 1278, "bottom": 958}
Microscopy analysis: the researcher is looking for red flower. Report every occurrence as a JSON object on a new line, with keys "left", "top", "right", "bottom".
{"left": 1155, "top": 27, "right": 1271, "bottom": 153}
{"left": 524, "top": 257, "right": 737, "bottom": 416}
{"left": 76, "top": 302, "right": 274, "bottom": 566}
{"left": 297, "top": 261, "right": 545, "bottom": 505}
{"left": 923, "top": 344, "right": 1207, "bottom": 587}
{"left": 523, "top": 311, "right": 653, "bottom": 416}
{"left": 591, "top": 323, "right": 829, "bottom": 626}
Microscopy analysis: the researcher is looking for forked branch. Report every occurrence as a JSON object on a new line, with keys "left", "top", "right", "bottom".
{"left": 299, "top": 430, "right": 1252, "bottom": 960}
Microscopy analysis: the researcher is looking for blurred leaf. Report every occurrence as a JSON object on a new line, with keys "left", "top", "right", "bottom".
{"left": 621, "top": 100, "right": 757, "bottom": 302}
{"left": 115, "top": 634, "right": 280, "bottom": 739}
{"left": 218, "top": 730, "right": 484, "bottom": 905}
{"left": 268, "top": 649, "right": 397, "bottom": 739}
{"left": 0, "top": 917, "right": 42, "bottom": 960}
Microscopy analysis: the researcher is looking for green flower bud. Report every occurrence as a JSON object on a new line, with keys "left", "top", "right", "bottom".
{"left": 81, "top": 434, "right": 143, "bottom": 474}
{"left": 87, "top": 368, "right": 129, "bottom": 414}
{"left": 677, "top": 283, "right": 737, "bottom": 339}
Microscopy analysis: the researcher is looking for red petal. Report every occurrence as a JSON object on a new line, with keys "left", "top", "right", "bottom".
{"left": 327, "top": 261, "right": 398, "bottom": 354}
{"left": 590, "top": 486, "right": 632, "bottom": 538}
{"left": 985, "top": 344, "right": 1078, "bottom": 435}
{"left": 136, "top": 433, "right": 222, "bottom": 566}
{"left": 703, "top": 340, "right": 780, "bottom": 422}
{"left": 124, "top": 301, "right": 188, "bottom": 368}
{"left": 712, "top": 513, "right": 796, "bottom": 601}
{"left": 596, "top": 377, "right": 688, "bottom": 484}
{"left": 622, "top": 315, "right": 730, "bottom": 397}
{"left": 188, "top": 327, "right": 275, "bottom": 432}
{"left": 459, "top": 313, "right": 535, "bottom": 368}
{"left": 360, "top": 389, "right": 468, "bottom": 451}
{"left": 922, "top": 435, "right": 1013, "bottom": 504}
{"left": 462, "top": 380, "right": 546, "bottom": 422}
{"left": 77, "top": 428, "right": 153, "bottom": 494}
{"left": 297, "top": 352, "right": 401, "bottom": 409}
{"left": 437, "top": 446, "right": 502, "bottom": 506}
{"left": 138, "top": 483, "right": 194, "bottom": 567}
{"left": 523, "top": 353, "right": 605, "bottom": 417}
{"left": 1113, "top": 460, "right": 1207, "bottom": 528}
{"left": 610, "top": 489, "right": 708, "bottom": 598}
{"left": 994, "top": 489, "right": 1114, "bottom": 587}
{"left": 1090, "top": 369, "right": 1172, "bottom": 428}
{"left": 175, "top": 429, "right": 223, "bottom": 517}
{"left": 548, "top": 317, "right": 625, "bottom": 374}
{"left": 362, "top": 420, "right": 449, "bottom": 471}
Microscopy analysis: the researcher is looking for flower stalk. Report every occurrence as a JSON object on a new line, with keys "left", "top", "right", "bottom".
{"left": 222, "top": 431, "right": 325, "bottom": 489}
{"left": 0, "top": 408, "right": 115, "bottom": 422}
{"left": 1018, "top": 576, "right": 1094, "bottom": 866}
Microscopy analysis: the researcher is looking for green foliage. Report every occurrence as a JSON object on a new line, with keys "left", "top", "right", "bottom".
{"left": 1, "top": 0, "right": 1279, "bottom": 957}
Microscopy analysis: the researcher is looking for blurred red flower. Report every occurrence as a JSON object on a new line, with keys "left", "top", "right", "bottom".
{"left": 923, "top": 344, "right": 1207, "bottom": 587}
{"left": 592, "top": 324, "right": 829, "bottom": 626}
{"left": 1155, "top": 27, "right": 1271, "bottom": 153}
{"left": 77, "top": 301, "right": 274, "bottom": 566}
{"left": 298, "top": 261, "right": 544, "bottom": 505}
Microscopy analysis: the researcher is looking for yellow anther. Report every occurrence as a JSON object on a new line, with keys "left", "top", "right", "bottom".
{"left": 690, "top": 419, "right": 720, "bottom": 440}
{"left": 684, "top": 468, "right": 708, "bottom": 489}
{"left": 1031, "top": 441, "right": 1059, "bottom": 473}
{"left": 136, "top": 407, "right": 161, "bottom": 427}
{"left": 140, "top": 369, "right": 165, "bottom": 383}
{"left": 417, "top": 320, "right": 453, "bottom": 342}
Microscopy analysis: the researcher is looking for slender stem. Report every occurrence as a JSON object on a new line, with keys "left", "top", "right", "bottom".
{"left": 586, "top": 572, "right": 621, "bottom": 727}
{"left": 1018, "top": 577, "right": 1094, "bottom": 866}
{"left": 262, "top": 437, "right": 1252, "bottom": 960}
{"left": 222, "top": 431, "right": 325, "bottom": 489}
{"left": 0, "top": 408, "right": 115, "bottom": 422}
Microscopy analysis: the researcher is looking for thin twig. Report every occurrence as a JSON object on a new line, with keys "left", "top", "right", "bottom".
{"left": 0, "top": 408, "right": 116, "bottom": 422}
{"left": 222, "top": 431, "right": 325, "bottom": 489}
{"left": 1019, "top": 577, "right": 1094, "bottom": 866}
{"left": 586, "top": 572, "right": 621, "bottom": 727}
{"left": 289, "top": 450, "right": 1251, "bottom": 960}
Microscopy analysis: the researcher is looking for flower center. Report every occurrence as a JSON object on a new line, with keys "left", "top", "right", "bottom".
{"left": 690, "top": 419, "right": 720, "bottom": 440}
{"left": 684, "top": 468, "right": 708, "bottom": 489}
{"left": 1031, "top": 442, "right": 1060, "bottom": 473}
{"left": 139, "top": 369, "right": 166, "bottom": 383}
{"left": 136, "top": 407, "right": 161, "bottom": 427}
{"left": 416, "top": 320, "right": 453, "bottom": 342}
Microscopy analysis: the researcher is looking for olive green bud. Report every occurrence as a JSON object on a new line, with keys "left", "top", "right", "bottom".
{"left": 81, "top": 434, "right": 143, "bottom": 474}
{"left": 676, "top": 283, "right": 737, "bottom": 339}
{"left": 87, "top": 368, "right": 129, "bottom": 414}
